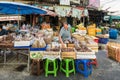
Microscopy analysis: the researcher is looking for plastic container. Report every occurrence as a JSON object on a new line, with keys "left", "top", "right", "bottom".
{"left": 99, "top": 38, "right": 109, "bottom": 44}
{"left": 30, "top": 45, "right": 47, "bottom": 51}
{"left": 109, "top": 29, "right": 118, "bottom": 39}
{"left": 88, "top": 28, "right": 96, "bottom": 36}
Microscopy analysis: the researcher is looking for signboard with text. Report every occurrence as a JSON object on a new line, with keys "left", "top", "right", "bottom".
{"left": 60, "top": 0, "right": 70, "bottom": 5}
{"left": 89, "top": 0, "right": 100, "bottom": 8}
{"left": 70, "top": 0, "right": 80, "bottom": 4}
{"left": 0, "top": 16, "right": 25, "bottom": 21}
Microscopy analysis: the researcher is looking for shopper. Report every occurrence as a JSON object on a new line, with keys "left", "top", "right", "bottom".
{"left": 59, "top": 22, "right": 71, "bottom": 47}
{"left": 0, "top": 24, "right": 8, "bottom": 36}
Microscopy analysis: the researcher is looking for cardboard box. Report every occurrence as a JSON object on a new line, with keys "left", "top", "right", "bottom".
{"left": 14, "top": 41, "right": 30, "bottom": 47}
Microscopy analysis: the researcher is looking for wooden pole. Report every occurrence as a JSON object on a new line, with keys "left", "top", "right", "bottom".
{"left": 83, "top": 16, "right": 85, "bottom": 26}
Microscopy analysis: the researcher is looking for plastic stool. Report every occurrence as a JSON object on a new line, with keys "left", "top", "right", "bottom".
{"left": 75, "top": 59, "right": 92, "bottom": 78}
{"left": 60, "top": 59, "right": 75, "bottom": 77}
{"left": 31, "top": 59, "right": 43, "bottom": 75}
{"left": 45, "top": 59, "right": 58, "bottom": 77}
{"left": 90, "top": 59, "right": 98, "bottom": 67}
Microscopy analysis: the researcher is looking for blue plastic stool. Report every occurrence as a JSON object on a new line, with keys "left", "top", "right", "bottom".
{"left": 75, "top": 59, "right": 92, "bottom": 78}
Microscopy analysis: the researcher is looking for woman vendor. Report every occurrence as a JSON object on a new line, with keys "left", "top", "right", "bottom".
{"left": 59, "top": 22, "right": 71, "bottom": 47}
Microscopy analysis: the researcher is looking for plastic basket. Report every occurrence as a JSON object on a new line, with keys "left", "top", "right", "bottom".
{"left": 99, "top": 38, "right": 109, "bottom": 44}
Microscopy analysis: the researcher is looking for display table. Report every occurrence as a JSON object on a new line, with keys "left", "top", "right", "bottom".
{"left": 0, "top": 43, "right": 14, "bottom": 64}
{"left": 0, "top": 43, "right": 30, "bottom": 72}
{"left": 14, "top": 47, "right": 30, "bottom": 72}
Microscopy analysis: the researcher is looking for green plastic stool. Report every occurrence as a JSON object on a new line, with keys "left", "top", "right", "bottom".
{"left": 45, "top": 59, "right": 58, "bottom": 77}
{"left": 60, "top": 59, "right": 75, "bottom": 77}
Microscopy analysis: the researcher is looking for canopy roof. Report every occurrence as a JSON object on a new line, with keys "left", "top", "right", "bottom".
{"left": 100, "top": 0, "right": 120, "bottom": 16}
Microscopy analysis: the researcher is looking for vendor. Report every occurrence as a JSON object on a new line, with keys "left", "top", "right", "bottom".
{"left": 0, "top": 25, "right": 8, "bottom": 36}
{"left": 59, "top": 22, "right": 71, "bottom": 47}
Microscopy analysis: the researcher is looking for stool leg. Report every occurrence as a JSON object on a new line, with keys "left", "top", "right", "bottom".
{"left": 90, "top": 63, "right": 92, "bottom": 74}
{"left": 54, "top": 60, "right": 57, "bottom": 77}
{"left": 37, "top": 60, "right": 40, "bottom": 75}
{"left": 72, "top": 60, "right": 75, "bottom": 74}
{"left": 66, "top": 60, "right": 69, "bottom": 77}
{"left": 56, "top": 60, "right": 58, "bottom": 70}
{"left": 84, "top": 62, "right": 88, "bottom": 78}
{"left": 75, "top": 60, "right": 78, "bottom": 73}
{"left": 94, "top": 59, "right": 98, "bottom": 67}
{"left": 31, "top": 60, "right": 34, "bottom": 74}
{"left": 90, "top": 59, "right": 98, "bottom": 67}
{"left": 45, "top": 59, "right": 48, "bottom": 77}
{"left": 60, "top": 60, "right": 62, "bottom": 72}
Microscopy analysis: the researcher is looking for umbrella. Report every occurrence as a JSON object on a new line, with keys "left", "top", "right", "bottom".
{"left": 0, "top": 1, "right": 46, "bottom": 15}
{"left": 0, "top": 1, "right": 47, "bottom": 28}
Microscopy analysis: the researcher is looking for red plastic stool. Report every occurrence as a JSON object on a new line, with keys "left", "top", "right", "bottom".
{"left": 94, "top": 38, "right": 99, "bottom": 43}
{"left": 89, "top": 59, "right": 98, "bottom": 67}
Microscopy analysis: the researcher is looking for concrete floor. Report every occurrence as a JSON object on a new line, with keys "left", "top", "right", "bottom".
{"left": 0, "top": 50, "right": 120, "bottom": 80}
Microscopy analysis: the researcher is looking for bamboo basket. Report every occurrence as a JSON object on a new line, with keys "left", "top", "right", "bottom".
{"left": 107, "top": 46, "right": 120, "bottom": 62}
{"left": 61, "top": 52, "right": 76, "bottom": 59}
{"left": 61, "top": 48, "right": 76, "bottom": 59}
{"left": 43, "top": 50, "right": 61, "bottom": 60}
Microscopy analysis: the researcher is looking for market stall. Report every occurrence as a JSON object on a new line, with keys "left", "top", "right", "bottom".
{"left": 0, "top": 25, "right": 99, "bottom": 73}
{"left": 0, "top": 34, "right": 31, "bottom": 71}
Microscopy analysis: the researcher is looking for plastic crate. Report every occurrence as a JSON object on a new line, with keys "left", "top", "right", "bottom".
{"left": 99, "top": 38, "right": 109, "bottom": 44}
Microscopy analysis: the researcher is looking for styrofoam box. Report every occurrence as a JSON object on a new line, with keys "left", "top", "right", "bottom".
{"left": 14, "top": 41, "right": 30, "bottom": 47}
{"left": 77, "top": 54, "right": 96, "bottom": 59}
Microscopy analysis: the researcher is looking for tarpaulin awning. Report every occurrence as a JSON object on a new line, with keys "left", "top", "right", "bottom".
{"left": 0, "top": 1, "right": 47, "bottom": 15}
